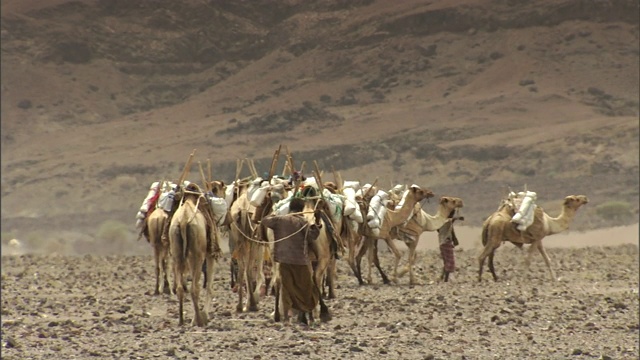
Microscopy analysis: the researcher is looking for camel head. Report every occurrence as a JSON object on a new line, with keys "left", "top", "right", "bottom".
{"left": 208, "top": 180, "right": 226, "bottom": 197}
{"left": 323, "top": 181, "right": 338, "bottom": 194}
{"left": 440, "top": 196, "right": 464, "bottom": 212}
{"left": 183, "top": 183, "right": 203, "bottom": 202}
{"left": 563, "top": 195, "right": 589, "bottom": 210}
{"left": 409, "top": 184, "right": 434, "bottom": 202}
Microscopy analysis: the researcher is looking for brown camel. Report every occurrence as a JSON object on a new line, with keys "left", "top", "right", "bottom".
{"left": 478, "top": 194, "right": 589, "bottom": 282}
{"left": 169, "top": 184, "right": 216, "bottom": 326}
{"left": 392, "top": 196, "right": 465, "bottom": 284}
{"left": 145, "top": 208, "right": 171, "bottom": 295}
{"left": 228, "top": 180, "right": 265, "bottom": 312}
{"left": 359, "top": 185, "right": 435, "bottom": 284}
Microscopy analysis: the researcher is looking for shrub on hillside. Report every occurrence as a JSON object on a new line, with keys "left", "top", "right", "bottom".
{"left": 595, "top": 201, "right": 633, "bottom": 221}
{"left": 96, "top": 220, "right": 130, "bottom": 244}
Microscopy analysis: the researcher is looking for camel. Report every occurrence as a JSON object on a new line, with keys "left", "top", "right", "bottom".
{"left": 391, "top": 196, "right": 465, "bottom": 285}
{"left": 346, "top": 198, "right": 379, "bottom": 285}
{"left": 478, "top": 194, "right": 589, "bottom": 282}
{"left": 145, "top": 208, "right": 171, "bottom": 295}
{"left": 228, "top": 180, "right": 265, "bottom": 312}
{"left": 168, "top": 184, "right": 216, "bottom": 326}
{"left": 357, "top": 185, "right": 435, "bottom": 284}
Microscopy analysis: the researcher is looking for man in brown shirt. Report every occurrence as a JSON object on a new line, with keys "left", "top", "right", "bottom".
{"left": 261, "top": 197, "right": 322, "bottom": 324}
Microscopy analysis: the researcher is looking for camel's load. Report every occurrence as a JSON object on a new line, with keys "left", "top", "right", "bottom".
{"left": 247, "top": 177, "right": 266, "bottom": 206}
{"left": 224, "top": 181, "right": 235, "bottom": 205}
{"left": 249, "top": 177, "right": 270, "bottom": 207}
{"left": 356, "top": 183, "right": 374, "bottom": 198}
{"left": 135, "top": 181, "right": 161, "bottom": 228}
{"left": 302, "top": 176, "right": 318, "bottom": 189}
{"left": 389, "top": 184, "right": 406, "bottom": 201}
{"left": 207, "top": 194, "right": 228, "bottom": 226}
{"left": 342, "top": 180, "right": 361, "bottom": 218}
{"left": 156, "top": 180, "right": 191, "bottom": 212}
{"left": 509, "top": 191, "right": 538, "bottom": 231}
{"left": 322, "top": 188, "right": 346, "bottom": 225}
{"left": 367, "top": 189, "right": 389, "bottom": 236}
{"left": 273, "top": 195, "right": 293, "bottom": 215}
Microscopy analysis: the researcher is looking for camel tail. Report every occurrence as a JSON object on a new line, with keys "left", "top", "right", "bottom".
{"left": 179, "top": 203, "right": 192, "bottom": 266}
{"left": 481, "top": 223, "right": 489, "bottom": 247}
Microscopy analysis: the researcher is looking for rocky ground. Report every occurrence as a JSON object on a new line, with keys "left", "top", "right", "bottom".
{"left": 2, "top": 243, "right": 638, "bottom": 359}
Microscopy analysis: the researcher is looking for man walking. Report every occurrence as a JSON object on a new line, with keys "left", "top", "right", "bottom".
{"left": 261, "top": 197, "right": 323, "bottom": 324}
{"left": 438, "top": 210, "right": 464, "bottom": 282}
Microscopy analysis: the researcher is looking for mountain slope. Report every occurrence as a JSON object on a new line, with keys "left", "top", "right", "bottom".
{"left": 1, "top": 0, "right": 638, "bottom": 250}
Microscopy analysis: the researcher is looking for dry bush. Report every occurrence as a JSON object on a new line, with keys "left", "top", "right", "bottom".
{"left": 595, "top": 201, "right": 633, "bottom": 221}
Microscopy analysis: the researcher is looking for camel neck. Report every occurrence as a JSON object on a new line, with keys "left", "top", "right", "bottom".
{"left": 420, "top": 205, "right": 450, "bottom": 231}
{"left": 546, "top": 206, "right": 577, "bottom": 235}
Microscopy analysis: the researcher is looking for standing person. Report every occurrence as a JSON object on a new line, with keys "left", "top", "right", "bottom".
{"left": 438, "top": 210, "right": 464, "bottom": 282}
{"left": 260, "top": 197, "right": 324, "bottom": 325}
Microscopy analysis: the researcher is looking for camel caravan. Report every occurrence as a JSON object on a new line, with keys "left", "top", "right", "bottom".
{"left": 134, "top": 146, "right": 588, "bottom": 326}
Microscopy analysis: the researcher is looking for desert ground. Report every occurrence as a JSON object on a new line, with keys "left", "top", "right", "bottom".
{"left": 1, "top": 0, "right": 639, "bottom": 358}
{"left": 1, "top": 225, "right": 639, "bottom": 359}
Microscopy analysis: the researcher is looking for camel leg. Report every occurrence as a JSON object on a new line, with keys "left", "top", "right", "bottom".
{"left": 315, "top": 279, "right": 332, "bottom": 322}
{"left": 273, "top": 278, "right": 281, "bottom": 322}
{"left": 230, "top": 258, "right": 238, "bottom": 290}
{"left": 396, "top": 241, "right": 412, "bottom": 279}
{"left": 353, "top": 236, "right": 367, "bottom": 285}
{"left": 347, "top": 234, "right": 360, "bottom": 283}
{"left": 407, "top": 240, "right": 419, "bottom": 285}
{"left": 202, "top": 260, "right": 208, "bottom": 289}
{"left": 161, "top": 250, "right": 172, "bottom": 295}
{"left": 203, "top": 253, "right": 215, "bottom": 315}
{"left": 525, "top": 243, "right": 537, "bottom": 269}
{"left": 190, "top": 256, "right": 206, "bottom": 327}
{"left": 354, "top": 250, "right": 365, "bottom": 285}
{"left": 488, "top": 251, "right": 498, "bottom": 282}
{"left": 236, "top": 260, "right": 245, "bottom": 313}
{"left": 174, "top": 265, "right": 185, "bottom": 326}
{"left": 371, "top": 240, "right": 391, "bottom": 285}
{"left": 367, "top": 238, "right": 376, "bottom": 284}
{"left": 478, "top": 240, "right": 501, "bottom": 282}
{"left": 245, "top": 245, "right": 260, "bottom": 312}
{"left": 535, "top": 242, "right": 557, "bottom": 281}
{"left": 153, "top": 245, "right": 161, "bottom": 295}
{"left": 477, "top": 245, "right": 491, "bottom": 282}
{"left": 384, "top": 238, "right": 403, "bottom": 284}
{"left": 327, "top": 257, "right": 337, "bottom": 299}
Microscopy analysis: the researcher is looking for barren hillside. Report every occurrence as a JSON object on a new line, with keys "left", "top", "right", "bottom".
{"left": 1, "top": 0, "right": 638, "bottom": 253}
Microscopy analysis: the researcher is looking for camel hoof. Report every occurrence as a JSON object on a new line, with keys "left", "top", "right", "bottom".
{"left": 247, "top": 305, "right": 259, "bottom": 312}
{"left": 236, "top": 305, "right": 244, "bottom": 313}
{"left": 320, "top": 311, "right": 332, "bottom": 323}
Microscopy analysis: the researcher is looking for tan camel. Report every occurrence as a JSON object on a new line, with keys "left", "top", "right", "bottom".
{"left": 478, "top": 194, "right": 589, "bottom": 282}
{"left": 392, "top": 196, "right": 465, "bottom": 284}
{"left": 347, "top": 197, "right": 378, "bottom": 285}
{"left": 359, "top": 185, "right": 435, "bottom": 284}
{"left": 228, "top": 180, "right": 265, "bottom": 312}
{"left": 168, "top": 184, "right": 216, "bottom": 326}
{"left": 145, "top": 208, "right": 171, "bottom": 295}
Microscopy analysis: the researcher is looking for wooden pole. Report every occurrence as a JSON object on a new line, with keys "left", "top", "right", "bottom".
{"left": 198, "top": 161, "right": 210, "bottom": 192}
{"left": 177, "top": 149, "right": 197, "bottom": 187}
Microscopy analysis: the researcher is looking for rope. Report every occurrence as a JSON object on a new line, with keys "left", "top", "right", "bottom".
{"left": 187, "top": 195, "right": 203, "bottom": 224}
{"left": 229, "top": 207, "right": 318, "bottom": 244}
{"left": 230, "top": 216, "right": 311, "bottom": 244}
